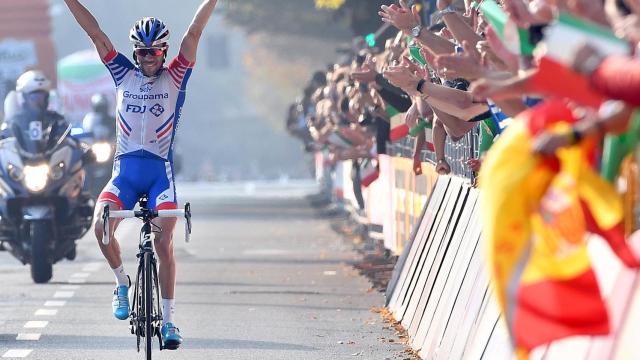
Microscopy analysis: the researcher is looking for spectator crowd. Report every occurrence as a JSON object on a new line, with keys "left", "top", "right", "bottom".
{"left": 286, "top": 0, "right": 640, "bottom": 356}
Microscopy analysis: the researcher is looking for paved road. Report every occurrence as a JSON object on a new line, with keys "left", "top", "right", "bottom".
{"left": 0, "top": 182, "right": 404, "bottom": 359}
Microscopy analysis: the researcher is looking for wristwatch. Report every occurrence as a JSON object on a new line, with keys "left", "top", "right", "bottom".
{"left": 411, "top": 24, "right": 423, "bottom": 38}
{"left": 438, "top": 4, "right": 459, "bottom": 16}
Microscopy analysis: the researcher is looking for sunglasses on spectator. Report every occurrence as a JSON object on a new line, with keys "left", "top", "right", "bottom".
{"left": 135, "top": 48, "right": 164, "bottom": 57}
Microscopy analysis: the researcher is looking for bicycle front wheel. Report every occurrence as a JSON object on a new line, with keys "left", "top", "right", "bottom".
{"left": 144, "top": 252, "right": 154, "bottom": 360}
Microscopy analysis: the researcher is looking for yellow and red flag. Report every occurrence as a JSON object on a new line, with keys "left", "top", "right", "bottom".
{"left": 479, "top": 100, "right": 640, "bottom": 357}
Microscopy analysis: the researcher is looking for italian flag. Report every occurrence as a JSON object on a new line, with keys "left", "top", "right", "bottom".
{"left": 360, "top": 158, "right": 379, "bottom": 187}
{"left": 542, "top": 13, "right": 628, "bottom": 66}
{"left": 57, "top": 49, "right": 115, "bottom": 123}
{"left": 388, "top": 105, "right": 409, "bottom": 141}
{"left": 480, "top": 0, "right": 534, "bottom": 56}
{"left": 410, "top": 118, "right": 435, "bottom": 152}
{"left": 423, "top": 120, "right": 435, "bottom": 152}
{"left": 529, "top": 13, "right": 628, "bottom": 108}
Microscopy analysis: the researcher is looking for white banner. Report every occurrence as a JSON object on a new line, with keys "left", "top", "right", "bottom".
{"left": 0, "top": 39, "right": 38, "bottom": 118}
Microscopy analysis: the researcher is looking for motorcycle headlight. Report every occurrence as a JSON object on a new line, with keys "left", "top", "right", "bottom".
{"left": 7, "top": 163, "right": 23, "bottom": 181}
{"left": 51, "top": 162, "right": 65, "bottom": 180}
{"left": 91, "top": 142, "right": 112, "bottom": 163}
{"left": 23, "top": 164, "right": 49, "bottom": 193}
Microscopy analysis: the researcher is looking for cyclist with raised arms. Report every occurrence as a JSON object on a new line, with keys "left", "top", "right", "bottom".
{"left": 63, "top": 0, "right": 218, "bottom": 349}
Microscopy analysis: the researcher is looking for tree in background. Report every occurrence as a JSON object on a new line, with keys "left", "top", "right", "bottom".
{"left": 223, "top": 0, "right": 389, "bottom": 38}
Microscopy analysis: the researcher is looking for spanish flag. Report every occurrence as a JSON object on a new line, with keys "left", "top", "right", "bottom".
{"left": 479, "top": 100, "right": 640, "bottom": 358}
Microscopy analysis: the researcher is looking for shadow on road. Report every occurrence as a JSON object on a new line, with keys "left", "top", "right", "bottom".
{"left": 0, "top": 334, "right": 318, "bottom": 351}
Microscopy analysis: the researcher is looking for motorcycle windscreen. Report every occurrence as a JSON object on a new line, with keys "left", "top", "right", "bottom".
{"left": 12, "top": 113, "right": 66, "bottom": 155}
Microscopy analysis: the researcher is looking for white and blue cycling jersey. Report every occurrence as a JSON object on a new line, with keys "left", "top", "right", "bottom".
{"left": 98, "top": 49, "right": 194, "bottom": 210}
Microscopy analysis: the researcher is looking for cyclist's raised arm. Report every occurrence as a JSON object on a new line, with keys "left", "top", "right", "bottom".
{"left": 179, "top": 0, "right": 218, "bottom": 63}
{"left": 64, "top": 0, "right": 114, "bottom": 59}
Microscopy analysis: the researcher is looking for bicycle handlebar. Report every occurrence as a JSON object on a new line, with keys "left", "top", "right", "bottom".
{"left": 109, "top": 209, "right": 185, "bottom": 218}
{"left": 102, "top": 204, "right": 192, "bottom": 246}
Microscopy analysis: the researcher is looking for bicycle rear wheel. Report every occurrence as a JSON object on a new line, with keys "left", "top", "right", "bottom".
{"left": 144, "top": 252, "right": 154, "bottom": 360}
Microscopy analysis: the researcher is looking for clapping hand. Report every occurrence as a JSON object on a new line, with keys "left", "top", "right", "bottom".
{"left": 379, "top": 0, "right": 421, "bottom": 34}
{"left": 383, "top": 55, "right": 429, "bottom": 96}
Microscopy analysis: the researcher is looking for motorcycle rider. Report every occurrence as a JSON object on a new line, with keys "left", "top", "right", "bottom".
{"left": 82, "top": 94, "right": 115, "bottom": 196}
{"left": 82, "top": 93, "right": 114, "bottom": 140}
{"left": 6, "top": 71, "right": 69, "bottom": 143}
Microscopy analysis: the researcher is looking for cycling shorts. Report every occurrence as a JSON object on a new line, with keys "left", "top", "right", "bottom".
{"left": 98, "top": 155, "right": 176, "bottom": 210}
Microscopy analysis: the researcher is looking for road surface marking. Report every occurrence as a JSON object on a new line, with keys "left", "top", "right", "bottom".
{"left": 82, "top": 262, "right": 102, "bottom": 272}
{"left": 71, "top": 272, "right": 90, "bottom": 278}
{"left": 16, "top": 333, "right": 40, "bottom": 341}
{"left": 23, "top": 321, "right": 48, "bottom": 329}
{"left": 53, "top": 291, "right": 74, "bottom": 298}
{"left": 60, "top": 285, "right": 80, "bottom": 290}
{"left": 34, "top": 309, "right": 57, "bottom": 316}
{"left": 323, "top": 270, "right": 337, "bottom": 276}
{"left": 44, "top": 300, "right": 66, "bottom": 307}
{"left": 68, "top": 278, "right": 86, "bottom": 284}
{"left": 2, "top": 349, "right": 33, "bottom": 358}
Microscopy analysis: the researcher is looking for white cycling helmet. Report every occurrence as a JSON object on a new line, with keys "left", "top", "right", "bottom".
{"left": 16, "top": 70, "right": 51, "bottom": 94}
{"left": 129, "top": 17, "right": 170, "bottom": 49}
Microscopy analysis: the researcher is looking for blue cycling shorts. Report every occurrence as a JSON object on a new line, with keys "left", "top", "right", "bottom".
{"left": 98, "top": 155, "right": 176, "bottom": 210}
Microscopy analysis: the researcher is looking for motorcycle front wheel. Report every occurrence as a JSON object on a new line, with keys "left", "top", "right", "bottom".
{"left": 30, "top": 221, "right": 53, "bottom": 283}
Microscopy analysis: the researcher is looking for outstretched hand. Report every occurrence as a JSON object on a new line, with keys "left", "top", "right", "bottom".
{"left": 379, "top": 0, "right": 421, "bottom": 33}
{"left": 469, "top": 77, "right": 504, "bottom": 101}
{"left": 435, "top": 41, "right": 485, "bottom": 79}
{"left": 351, "top": 56, "right": 378, "bottom": 84}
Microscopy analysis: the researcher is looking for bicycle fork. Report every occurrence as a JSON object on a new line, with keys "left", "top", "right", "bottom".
{"left": 130, "top": 223, "right": 164, "bottom": 348}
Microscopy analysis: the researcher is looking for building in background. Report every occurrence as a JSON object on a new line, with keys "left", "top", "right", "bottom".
{"left": 0, "top": 0, "right": 57, "bottom": 120}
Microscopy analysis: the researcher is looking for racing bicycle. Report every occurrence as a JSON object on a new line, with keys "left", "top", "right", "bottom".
{"left": 102, "top": 196, "right": 191, "bottom": 359}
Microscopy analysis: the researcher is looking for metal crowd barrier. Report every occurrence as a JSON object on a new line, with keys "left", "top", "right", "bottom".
{"left": 388, "top": 124, "right": 480, "bottom": 182}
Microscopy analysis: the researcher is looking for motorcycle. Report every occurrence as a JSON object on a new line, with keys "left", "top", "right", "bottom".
{"left": 76, "top": 106, "right": 115, "bottom": 198}
{"left": 0, "top": 114, "right": 95, "bottom": 283}
{"left": 71, "top": 125, "right": 114, "bottom": 198}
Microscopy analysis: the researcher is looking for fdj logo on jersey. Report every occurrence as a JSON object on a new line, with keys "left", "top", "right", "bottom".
{"left": 150, "top": 103, "right": 165, "bottom": 117}
{"left": 126, "top": 104, "right": 146, "bottom": 113}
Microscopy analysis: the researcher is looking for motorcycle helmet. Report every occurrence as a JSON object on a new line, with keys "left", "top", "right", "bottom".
{"left": 16, "top": 70, "right": 51, "bottom": 113}
{"left": 90, "top": 93, "right": 109, "bottom": 114}
{"left": 16, "top": 70, "right": 51, "bottom": 94}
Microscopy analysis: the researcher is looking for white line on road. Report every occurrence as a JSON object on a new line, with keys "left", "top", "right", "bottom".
{"left": 16, "top": 333, "right": 41, "bottom": 341}
{"left": 82, "top": 262, "right": 102, "bottom": 272}
{"left": 60, "top": 285, "right": 80, "bottom": 290}
{"left": 34, "top": 309, "right": 57, "bottom": 316}
{"left": 2, "top": 349, "right": 33, "bottom": 358}
{"left": 23, "top": 321, "right": 48, "bottom": 329}
{"left": 53, "top": 291, "right": 74, "bottom": 298}
{"left": 68, "top": 278, "right": 86, "bottom": 284}
{"left": 70, "top": 272, "right": 90, "bottom": 278}
{"left": 44, "top": 300, "right": 66, "bottom": 307}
